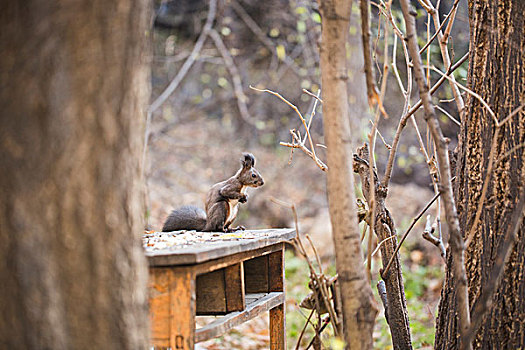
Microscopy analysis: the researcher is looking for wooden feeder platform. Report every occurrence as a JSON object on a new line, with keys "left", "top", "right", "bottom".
{"left": 144, "top": 228, "right": 296, "bottom": 349}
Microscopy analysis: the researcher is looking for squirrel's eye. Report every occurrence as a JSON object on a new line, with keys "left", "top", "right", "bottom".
{"left": 252, "top": 174, "right": 256, "bottom": 178}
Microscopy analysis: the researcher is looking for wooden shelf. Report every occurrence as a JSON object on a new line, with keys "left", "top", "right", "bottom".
{"left": 195, "top": 292, "right": 285, "bottom": 343}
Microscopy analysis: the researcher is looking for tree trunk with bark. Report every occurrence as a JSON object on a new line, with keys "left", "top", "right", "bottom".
{"left": 0, "top": 0, "right": 150, "bottom": 349}
{"left": 435, "top": 0, "right": 525, "bottom": 348}
{"left": 318, "top": 0, "right": 378, "bottom": 348}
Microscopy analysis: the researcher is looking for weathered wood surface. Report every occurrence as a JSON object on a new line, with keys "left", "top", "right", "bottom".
{"left": 150, "top": 267, "right": 196, "bottom": 349}
{"left": 194, "top": 292, "right": 284, "bottom": 343}
{"left": 196, "top": 269, "right": 227, "bottom": 315}
{"left": 145, "top": 228, "right": 295, "bottom": 266}
{"left": 225, "top": 263, "right": 245, "bottom": 312}
{"left": 244, "top": 255, "right": 269, "bottom": 293}
{"left": 268, "top": 247, "right": 284, "bottom": 292}
{"left": 270, "top": 303, "right": 286, "bottom": 350}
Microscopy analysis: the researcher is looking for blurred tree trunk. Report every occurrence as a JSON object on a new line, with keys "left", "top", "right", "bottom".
{"left": 318, "top": 0, "right": 377, "bottom": 348}
{"left": 435, "top": 0, "right": 525, "bottom": 348}
{"left": 0, "top": 0, "right": 150, "bottom": 349}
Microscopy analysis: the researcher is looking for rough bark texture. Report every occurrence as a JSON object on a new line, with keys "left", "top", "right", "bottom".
{"left": 353, "top": 145, "right": 412, "bottom": 350}
{"left": 0, "top": 0, "right": 150, "bottom": 349}
{"left": 318, "top": 0, "right": 378, "bottom": 348}
{"left": 435, "top": 0, "right": 525, "bottom": 348}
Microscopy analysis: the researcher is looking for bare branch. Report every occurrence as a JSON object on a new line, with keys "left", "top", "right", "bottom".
{"left": 360, "top": 0, "right": 380, "bottom": 106}
{"left": 421, "top": 0, "right": 465, "bottom": 115}
{"left": 427, "top": 65, "right": 497, "bottom": 125}
{"left": 435, "top": 104, "right": 461, "bottom": 126}
{"left": 383, "top": 52, "right": 469, "bottom": 187}
{"left": 382, "top": 52, "right": 469, "bottom": 188}
{"left": 398, "top": 2, "right": 471, "bottom": 348}
{"left": 382, "top": 192, "right": 441, "bottom": 277}
{"left": 251, "top": 86, "right": 327, "bottom": 171}
{"left": 421, "top": 215, "right": 446, "bottom": 260}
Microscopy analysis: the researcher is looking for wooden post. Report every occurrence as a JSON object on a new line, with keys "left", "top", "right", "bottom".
{"left": 150, "top": 267, "right": 196, "bottom": 350}
{"left": 269, "top": 245, "right": 285, "bottom": 350}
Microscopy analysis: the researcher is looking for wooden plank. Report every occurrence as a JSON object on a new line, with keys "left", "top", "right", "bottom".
{"left": 269, "top": 303, "right": 286, "bottom": 350}
{"left": 193, "top": 244, "right": 280, "bottom": 275}
{"left": 196, "top": 269, "right": 226, "bottom": 315}
{"left": 195, "top": 292, "right": 285, "bottom": 343}
{"left": 268, "top": 244, "right": 284, "bottom": 292}
{"left": 149, "top": 267, "right": 196, "bottom": 349}
{"left": 244, "top": 255, "right": 269, "bottom": 293}
{"left": 225, "top": 263, "right": 245, "bottom": 312}
{"left": 146, "top": 228, "right": 295, "bottom": 266}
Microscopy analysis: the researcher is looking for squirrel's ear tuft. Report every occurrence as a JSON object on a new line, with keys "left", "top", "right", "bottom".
{"left": 242, "top": 153, "right": 255, "bottom": 168}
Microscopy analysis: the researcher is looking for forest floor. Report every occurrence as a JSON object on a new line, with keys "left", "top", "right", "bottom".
{"left": 146, "top": 115, "right": 445, "bottom": 349}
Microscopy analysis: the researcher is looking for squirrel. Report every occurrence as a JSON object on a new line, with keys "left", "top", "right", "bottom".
{"left": 162, "top": 153, "right": 264, "bottom": 232}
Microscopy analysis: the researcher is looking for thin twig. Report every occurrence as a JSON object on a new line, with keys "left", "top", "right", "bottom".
{"left": 367, "top": 235, "right": 398, "bottom": 262}
{"left": 382, "top": 52, "right": 469, "bottom": 188}
{"left": 421, "top": 215, "right": 446, "bottom": 260}
{"left": 251, "top": 86, "right": 327, "bottom": 171}
{"left": 422, "top": 0, "right": 465, "bottom": 115}
{"left": 382, "top": 192, "right": 441, "bottom": 278}
{"left": 269, "top": 198, "right": 340, "bottom": 336}
{"left": 280, "top": 131, "right": 328, "bottom": 171}
{"left": 295, "top": 309, "right": 315, "bottom": 350}
{"left": 435, "top": 104, "right": 461, "bottom": 126}
{"left": 303, "top": 89, "right": 322, "bottom": 144}
{"left": 302, "top": 89, "right": 324, "bottom": 104}
{"left": 418, "top": 0, "right": 460, "bottom": 56}
{"left": 427, "top": 65, "right": 497, "bottom": 125}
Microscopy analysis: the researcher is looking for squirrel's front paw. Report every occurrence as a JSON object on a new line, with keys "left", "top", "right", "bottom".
{"left": 239, "top": 194, "right": 248, "bottom": 203}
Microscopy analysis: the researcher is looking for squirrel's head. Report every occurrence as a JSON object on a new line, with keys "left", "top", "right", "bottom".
{"left": 239, "top": 153, "right": 264, "bottom": 187}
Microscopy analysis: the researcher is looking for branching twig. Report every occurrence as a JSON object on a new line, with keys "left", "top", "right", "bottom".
{"left": 382, "top": 52, "right": 469, "bottom": 188}
{"left": 421, "top": 215, "right": 446, "bottom": 260}
{"left": 426, "top": 65, "right": 496, "bottom": 124}
{"left": 382, "top": 192, "right": 441, "bottom": 278}
{"left": 421, "top": 0, "right": 465, "bottom": 115}
{"left": 251, "top": 86, "right": 327, "bottom": 171}
{"left": 269, "top": 198, "right": 341, "bottom": 336}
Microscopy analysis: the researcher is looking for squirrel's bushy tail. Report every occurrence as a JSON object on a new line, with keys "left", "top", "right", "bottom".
{"left": 162, "top": 205, "right": 207, "bottom": 232}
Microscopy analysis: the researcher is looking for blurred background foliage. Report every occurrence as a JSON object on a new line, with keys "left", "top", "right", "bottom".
{"left": 147, "top": 0, "right": 469, "bottom": 348}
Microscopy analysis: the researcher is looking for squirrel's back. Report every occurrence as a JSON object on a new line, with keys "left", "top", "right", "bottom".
{"left": 162, "top": 205, "right": 207, "bottom": 232}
